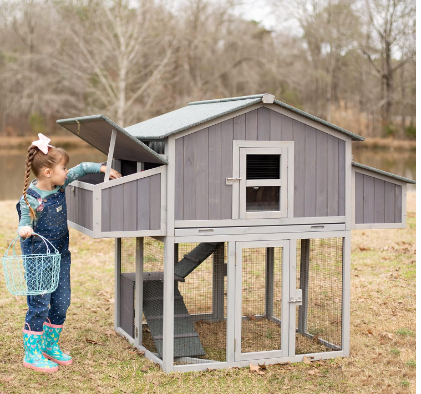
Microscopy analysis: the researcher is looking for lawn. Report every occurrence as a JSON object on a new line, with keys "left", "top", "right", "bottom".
{"left": 0, "top": 192, "right": 416, "bottom": 393}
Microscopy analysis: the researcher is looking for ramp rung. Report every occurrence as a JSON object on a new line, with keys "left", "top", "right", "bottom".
{"left": 153, "top": 332, "right": 200, "bottom": 340}
{"left": 147, "top": 313, "right": 191, "bottom": 321}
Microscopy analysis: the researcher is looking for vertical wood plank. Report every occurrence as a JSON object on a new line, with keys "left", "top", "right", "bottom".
{"left": 194, "top": 129, "right": 209, "bottom": 220}
{"left": 338, "top": 140, "right": 346, "bottom": 216}
{"left": 123, "top": 181, "right": 137, "bottom": 231}
{"left": 281, "top": 114, "right": 293, "bottom": 141}
{"left": 101, "top": 188, "right": 111, "bottom": 231}
{"left": 208, "top": 123, "right": 222, "bottom": 220}
{"left": 394, "top": 185, "right": 403, "bottom": 223}
{"left": 327, "top": 135, "right": 339, "bottom": 216}
{"left": 150, "top": 174, "right": 161, "bottom": 230}
{"left": 384, "top": 181, "right": 395, "bottom": 223}
{"left": 137, "top": 177, "right": 150, "bottom": 230}
{"left": 315, "top": 131, "right": 328, "bottom": 216}
{"left": 174, "top": 138, "right": 184, "bottom": 221}
{"left": 257, "top": 107, "right": 271, "bottom": 140}
{"left": 183, "top": 132, "right": 196, "bottom": 220}
{"left": 269, "top": 109, "right": 282, "bottom": 141}
{"left": 374, "top": 178, "right": 385, "bottom": 223}
{"left": 221, "top": 118, "right": 234, "bottom": 219}
{"left": 293, "top": 120, "right": 306, "bottom": 217}
{"left": 363, "top": 175, "right": 375, "bottom": 224}
{"left": 304, "top": 126, "right": 316, "bottom": 217}
{"left": 354, "top": 172, "right": 364, "bottom": 224}
{"left": 110, "top": 184, "right": 124, "bottom": 231}
{"left": 233, "top": 114, "right": 246, "bottom": 140}
{"left": 245, "top": 109, "right": 258, "bottom": 140}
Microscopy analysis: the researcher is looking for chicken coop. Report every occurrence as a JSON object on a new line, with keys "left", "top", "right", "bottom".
{"left": 57, "top": 93, "right": 415, "bottom": 372}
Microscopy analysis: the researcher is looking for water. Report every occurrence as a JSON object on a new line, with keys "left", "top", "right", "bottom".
{"left": 0, "top": 147, "right": 415, "bottom": 201}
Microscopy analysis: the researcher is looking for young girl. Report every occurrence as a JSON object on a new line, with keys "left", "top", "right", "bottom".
{"left": 17, "top": 134, "right": 121, "bottom": 373}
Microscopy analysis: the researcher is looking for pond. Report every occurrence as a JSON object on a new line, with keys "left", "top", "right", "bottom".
{"left": 0, "top": 146, "right": 415, "bottom": 202}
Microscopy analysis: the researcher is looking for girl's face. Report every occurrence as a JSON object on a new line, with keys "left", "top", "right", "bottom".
{"left": 49, "top": 161, "right": 69, "bottom": 186}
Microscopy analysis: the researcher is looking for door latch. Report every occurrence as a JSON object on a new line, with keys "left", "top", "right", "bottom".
{"left": 226, "top": 177, "right": 242, "bottom": 185}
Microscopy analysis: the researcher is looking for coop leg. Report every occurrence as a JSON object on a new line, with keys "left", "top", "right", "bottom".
{"left": 265, "top": 247, "right": 274, "bottom": 319}
{"left": 134, "top": 237, "right": 144, "bottom": 349}
{"left": 114, "top": 238, "right": 121, "bottom": 331}
{"left": 298, "top": 239, "right": 310, "bottom": 334}
{"left": 212, "top": 244, "right": 225, "bottom": 321}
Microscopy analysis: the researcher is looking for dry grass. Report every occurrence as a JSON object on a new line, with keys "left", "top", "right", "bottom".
{"left": 0, "top": 192, "right": 416, "bottom": 393}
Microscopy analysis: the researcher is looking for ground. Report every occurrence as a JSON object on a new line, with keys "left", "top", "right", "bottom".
{"left": 0, "top": 192, "right": 416, "bottom": 394}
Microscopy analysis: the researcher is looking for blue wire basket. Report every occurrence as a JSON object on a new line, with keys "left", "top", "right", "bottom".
{"left": 1, "top": 233, "right": 61, "bottom": 296}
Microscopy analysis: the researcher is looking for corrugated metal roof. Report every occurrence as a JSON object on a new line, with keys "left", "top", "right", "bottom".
{"left": 352, "top": 162, "right": 415, "bottom": 184}
{"left": 124, "top": 94, "right": 365, "bottom": 141}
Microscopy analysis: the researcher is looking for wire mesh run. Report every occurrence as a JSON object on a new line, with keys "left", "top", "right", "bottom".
{"left": 241, "top": 247, "right": 283, "bottom": 353}
{"left": 173, "top": 242, "right": 227, "bottom": 364}
{"left": 295, "top": 238, "right": 343, "bottom": 354}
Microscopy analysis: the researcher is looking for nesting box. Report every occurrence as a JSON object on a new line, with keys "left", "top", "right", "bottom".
{"left": 58, "top": 94, "right": 415, "bottom": 373}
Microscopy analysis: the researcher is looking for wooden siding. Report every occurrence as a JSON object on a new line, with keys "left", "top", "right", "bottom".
{"left": 101, "top": 174, "right": 161, "bottom": 232}
{"left": 65, "top": 187, "right": 93, "bottom": 230}
{"left": 354, "top": 172, "right": 402, "bottom": 224}
{"left": 175, "top": 107, "right": 346, "bottom": 220}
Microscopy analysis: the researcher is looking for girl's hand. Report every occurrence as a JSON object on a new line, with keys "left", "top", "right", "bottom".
{"left": 100, "top": 165, "right": 122, "bottom": 180}
{"left": 19, "top": 226, "right": 33, "bottom": 238}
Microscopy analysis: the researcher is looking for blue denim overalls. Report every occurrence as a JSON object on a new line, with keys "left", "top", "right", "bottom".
{"left": 17, "top": 187, "right": 71, "bottom": 332}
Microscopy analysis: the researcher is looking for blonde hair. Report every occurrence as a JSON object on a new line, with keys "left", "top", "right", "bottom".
{"left": 23, "top": 145, "right": 69, "bottom": 219}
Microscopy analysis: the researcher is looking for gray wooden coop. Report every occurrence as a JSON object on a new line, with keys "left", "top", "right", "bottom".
{"left": 57, "top": 93, "right": 415, "bottom": 373}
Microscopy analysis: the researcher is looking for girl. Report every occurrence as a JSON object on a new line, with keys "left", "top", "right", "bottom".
{"left": 17, "top": 133, "right": 121, "bottom": 373}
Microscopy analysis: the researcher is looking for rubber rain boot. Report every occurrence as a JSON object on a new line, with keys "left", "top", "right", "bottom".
{"left": 42, "top": 322, "right": 73, "bottom": 365}
{"left": 23, "top": 327, "right": 58, "bottom": 373}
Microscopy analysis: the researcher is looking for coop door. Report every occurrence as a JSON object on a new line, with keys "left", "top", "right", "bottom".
{"left": 234, "top": 240, "right": 290, "bottom": 361}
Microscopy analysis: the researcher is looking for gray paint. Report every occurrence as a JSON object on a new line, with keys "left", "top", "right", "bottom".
{"left": 100, "top": 174, "right": 161, "bottom": 232}
{"left": 175, "top": 108, "right": 346, "bottom": 221}
{"left": 65, "top": 187, "right": 93, "bottom": 230}
{"left": 354, "top": 172, "right": 403, "bottom": 224}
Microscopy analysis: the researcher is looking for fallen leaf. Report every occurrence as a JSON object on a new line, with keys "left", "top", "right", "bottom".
{"left": 86, "top": 338, "right": 102, "bottom": 345}
{"left": 303, "top": 356, "right": 311, "bottom": 364}
{"left": 258, "top": 363, "right": 267, "bottom": 370}
{"left": 380, "top": 332, "right": 394, "bottom": 340}
{"left": 308, "top": 370, "right": 317, "bottom": 375}
{"left": 249, "top": 363, "right": 265, "bottom": 375}
{"left": 367, "top": 329, "right": 373, "bottom": 335}
{"left": 104, "top": 330, "right": 117, "bottom": 336}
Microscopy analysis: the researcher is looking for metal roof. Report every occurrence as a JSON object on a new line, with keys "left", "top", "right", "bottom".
{"left": 57, "top": 115, "right": 167, "bottom": 164}
{"left": 352, "top": 162, "right": 415, "bottom": 184}
{"left": 124, "top": 94, "right": 365, "bottom": 141}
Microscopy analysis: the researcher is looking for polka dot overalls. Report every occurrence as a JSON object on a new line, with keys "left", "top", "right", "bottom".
{"left": 17, "top": 187, "right": 71, "bottom": 332}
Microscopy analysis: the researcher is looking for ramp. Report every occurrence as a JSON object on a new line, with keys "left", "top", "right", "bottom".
{"left": 142, "top": 273, "right": 205, "bottom": 358}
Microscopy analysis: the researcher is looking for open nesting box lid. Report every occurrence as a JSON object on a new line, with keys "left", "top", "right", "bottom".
{"left": 57, "top": 115, "right": 167, "bottom": 164}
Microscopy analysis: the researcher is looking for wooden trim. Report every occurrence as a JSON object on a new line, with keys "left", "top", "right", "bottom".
{"left": 288, "top": 239, "right": 297, "bottom": 356}
{"left": 265, "top": 104, "right": 351, "bottom": 142}
{"left": 160, "top": 165, "right": 168, "bottom": 236}
{"left": 352, "top": 222, "right": 405, "bottom": 230}
{"left": 345, "top": 139, "right": 352, "bottom": 230}
{"left": 175, "top": 216, "right": 345, "bottom": 228}
{"left": 104, "top": 129, "right": 117, "bottom": 182}
{"left": 175, "top": 223, "right": 345, "bottom": 237}
{"left": 351, "top": 164, "right": 356, "bottom": 229}
{"left": 114, "top": 238, "right": 121, "bottom": 331}
{"left": 246, "top": 179, "right": 282, "bottom": 187}
{"left": 173, "top": 351, "right": 345, "bottom": 372}
{"left": 175, "top": 230, "right": 346, "bottom": 244}
{"left": 115, "top": 326, "right": 133, "bottom": 345}
{"left": 68, "top": 180, "right": 95, "bottom": 191}
{"left": 134, "top": 238, "right": 144, "bottom": 348}
{"left": 166, "top": 136, "right": 176, "bottom": 237}
{"left": 98, "top": 229, "right": 166, "bottom": 238}
{"left": 67, "top": 221, "right": 94, "bottom": 237}
{"left": 135, "top": 344, "right": 163, "bottom": 366}
{"left": 352, "top": 167, "right": 406, "bottom": 187}
{"left": 100, "top": 166, "right": 164, "bottom": 189}
{"left": 226, "top": 241, "right": 236, "bottom": 363}
{"left": 342, "top": 232, "right": 351, "bottom": 357}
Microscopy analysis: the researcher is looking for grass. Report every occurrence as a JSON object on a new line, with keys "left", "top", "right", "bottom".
{"left": 0, "top": 191, "right": 416, "bottom": 393}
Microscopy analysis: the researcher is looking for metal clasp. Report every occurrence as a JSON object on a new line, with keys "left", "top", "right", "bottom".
{"left": 226, "top": 177, "right": 242, "bottom": 185}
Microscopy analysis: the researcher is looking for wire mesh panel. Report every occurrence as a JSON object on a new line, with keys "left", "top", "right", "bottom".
{"left": 141, "top": 237, "right": 165, "bottom": 359}
{"left": 295, "top": 238, "right": 343, "bottom": 354}
{"left": 119, "top": 238, "right": 136, "bottom": 338}
{"left": 173, "top": 242, "right": 227, "bottom": 364}
{"left": 240, "top": 247, "right": 283, "bottom": 354}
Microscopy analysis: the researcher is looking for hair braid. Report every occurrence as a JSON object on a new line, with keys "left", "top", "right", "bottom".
{"left": 23, "top": 145, "right": 38, "bottom": 221}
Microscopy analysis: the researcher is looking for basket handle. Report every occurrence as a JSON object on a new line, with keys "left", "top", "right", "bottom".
{"left": 5, "top": 233, "right": 59, "bottom": 256}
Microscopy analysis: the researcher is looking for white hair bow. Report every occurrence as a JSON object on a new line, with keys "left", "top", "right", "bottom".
{"left": 32, "top": 133, "right": 53, "bottom": 154}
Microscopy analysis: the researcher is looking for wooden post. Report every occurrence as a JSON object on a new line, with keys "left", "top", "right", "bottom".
{"left": 114, "top": 238, "right": 121, "bottom": 331}
{"left": 298, "top": 239, "right": 310, "bottom": 334}
{"left": 104, "top": 129, "right": 117, "bottom": 182}
{"left": 265, "top": 247, "right": 274, "bottom": 319}
{"left": 212, "top": 244, "right": 225, "bottom": 321}
{"left": 134, "top": 237, "right": 144, "bottom": 349}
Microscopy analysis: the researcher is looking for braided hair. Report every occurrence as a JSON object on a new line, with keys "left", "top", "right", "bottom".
{"left": 22, "top": 144, "right": 69, "bottom": 221}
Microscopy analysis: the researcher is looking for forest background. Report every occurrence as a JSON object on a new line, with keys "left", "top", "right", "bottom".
{"left": 0, "top": 0, "right": 416, "bottom": 140}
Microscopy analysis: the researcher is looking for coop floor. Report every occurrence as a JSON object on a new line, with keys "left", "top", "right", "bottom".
{"left": 141, "top": 318, "right": 339, "bottom": 364}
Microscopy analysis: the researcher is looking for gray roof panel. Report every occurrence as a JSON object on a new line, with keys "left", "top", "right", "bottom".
{"left": 352, "top": 161, "right": 415, "bottom": 184}
{"left": 124, "top": 94, "right": 365, "bottom": 141}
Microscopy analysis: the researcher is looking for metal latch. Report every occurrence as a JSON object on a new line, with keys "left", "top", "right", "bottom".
{"left": 289, "top": 289, "right": 303, "bottom": 305}
{"left": 226, "top": 177, "right": 242, "bottom": 185}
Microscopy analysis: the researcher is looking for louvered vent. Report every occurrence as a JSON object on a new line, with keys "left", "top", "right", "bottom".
{"left": 246, "top": 155, "right": 280, "bottom": 180}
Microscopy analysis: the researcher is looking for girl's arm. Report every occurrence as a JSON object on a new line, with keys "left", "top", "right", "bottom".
{"left": 64, "top": 163, "right": 121, "bottom": 188}
{"left": 17, "top": 196, "right": 39, "bottom": 236}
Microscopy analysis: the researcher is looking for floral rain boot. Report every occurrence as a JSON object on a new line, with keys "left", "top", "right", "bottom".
{"left": 42, "top": 322, "right": 73, "bottom": 365}
{"left": 23, "top": 328, "right": 59, "bottom": 373}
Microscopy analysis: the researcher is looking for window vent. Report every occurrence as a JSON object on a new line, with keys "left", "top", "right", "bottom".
{"left": 246, "top": 155, "right": 280, "bottom": 180}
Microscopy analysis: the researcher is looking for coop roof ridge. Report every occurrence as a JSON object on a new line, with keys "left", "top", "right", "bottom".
{"left": 352, "top": 161, "right": 416, "bottom": 184}
{"left": 188, "top": 94, "right": 270, "bottom": 105}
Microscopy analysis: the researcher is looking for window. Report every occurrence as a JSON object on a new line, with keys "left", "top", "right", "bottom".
{"left": 232, "top": 141, "right": 294, "bottom": 219}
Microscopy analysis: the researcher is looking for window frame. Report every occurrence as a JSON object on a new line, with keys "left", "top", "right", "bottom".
{"left": 232, "top": 141, "right": 294, "bottom": 220}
